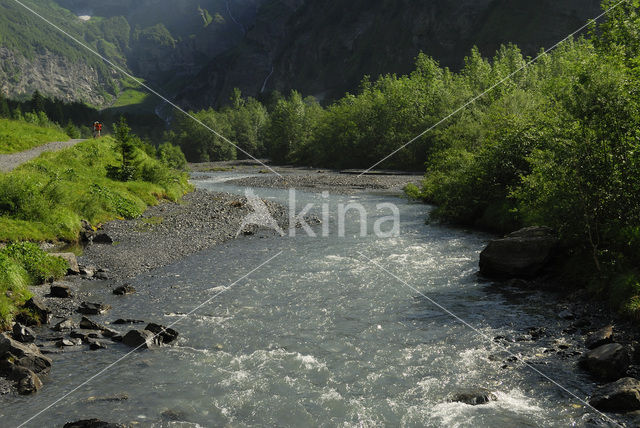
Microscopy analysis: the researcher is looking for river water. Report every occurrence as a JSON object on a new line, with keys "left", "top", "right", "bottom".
{"left": 1, "top": 174, "right": 611, "bottom": 427}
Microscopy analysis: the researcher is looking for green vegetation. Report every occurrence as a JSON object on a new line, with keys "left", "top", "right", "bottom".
{"left": 0, "top": 243, "right": 68, "bottom": 328}
{"left": 0, "top": 118, "right": 70, "bottom": 154}
{"left": 171, "top": 0, "right": 640, "bottom": 317}
{"left": 0, "top": 128, "right": 191, "bottom": 242}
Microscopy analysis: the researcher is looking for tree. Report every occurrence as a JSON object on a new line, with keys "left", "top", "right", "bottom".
{"left": 30, "top": 90, "right": 45, "bottom": 113}
{"left": 112, "top": 117, "right": 139, "bottom": 181}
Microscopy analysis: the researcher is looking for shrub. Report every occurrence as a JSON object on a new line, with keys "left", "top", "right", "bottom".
{"left": 2, "top": 242, "right": 68, "bottom": 284}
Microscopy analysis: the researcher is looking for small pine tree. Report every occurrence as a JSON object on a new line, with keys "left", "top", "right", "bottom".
{"left": 64, "top": 120, "right": 80, "bottom": 138}
{"left": 113, "top": 116, "right": 139, "bottom": 181}
{"left": 11, "top": 107, "right": 23, "bottom": 121}
{"left": 31, "top": 90, "right": 45, "bottom": 113}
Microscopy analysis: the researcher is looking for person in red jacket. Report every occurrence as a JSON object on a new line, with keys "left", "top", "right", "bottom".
{"left": 93, "top": 121, "right": 103, "bottom": 138}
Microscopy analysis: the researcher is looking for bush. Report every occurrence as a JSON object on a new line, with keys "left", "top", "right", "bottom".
{"left": 158, "top": 142, "right": 187, "bottom": 170}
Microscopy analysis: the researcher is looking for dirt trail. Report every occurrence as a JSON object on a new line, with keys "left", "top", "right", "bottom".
{"left": 0, "top": 139, "right": 85, "bottom": 173}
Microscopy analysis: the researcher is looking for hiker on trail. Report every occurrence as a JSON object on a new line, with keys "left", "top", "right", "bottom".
{"left": 93, "top": 121, "right": 103, "bottom": 138}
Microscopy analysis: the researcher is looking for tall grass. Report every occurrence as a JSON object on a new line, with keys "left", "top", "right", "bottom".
{"left": 0, "top": 118, "right": 70, "bottom": 154}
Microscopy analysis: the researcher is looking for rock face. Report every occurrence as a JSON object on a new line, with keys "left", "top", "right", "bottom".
{"left": 450, "top": 389, "right": 497, "bottom": 405}
{"left": 49, "top": 253, "right": 79, "bottom": 275}
{"left": 589, "top": 377, "right": 640, "bottom": 413}
{"left": 586, "top": 326, "right": 614, "bottom": 350}
{"left": 122, "top": 330, "right": 158, "bottom": 349}
{"left": 580, "top": 343, "right": 630, "bottom": 381}
{"left": 479, "top": 226, "right": 558, "bottom": 278}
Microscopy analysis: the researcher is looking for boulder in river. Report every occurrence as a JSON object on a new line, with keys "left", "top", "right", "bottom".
{"left": 144, "top": 323, "right": 178, "bottom": 344}
{"left": 50, "top": 283, "right": 73, "bottom": 298}
{"left": 122, "top": 330, "right": 158, "bottom": 349}
{"left": 586, "top": 326, "right": 614, "bottom": 350}
{"left": 12, "top": 323, "right": 35, "bottom": 343}
{"left": 16, "top": 367, "right": 43, "bottom": 395}
{"left": 77, "top": 302, "right": 112, "bottom": 315}
{"left": 0, "top": 333, "right": 52, "bottom": 376}
{"left": 79, "top": 316, "right": 105, "bottom": 330}
{"left": 49, "top": 253, "right": 79, "bottom": 275}
{"left": 589, "top": 377, "right": 640, "bottom": 412}
{"left": 113, "top": 284, "right": 136, "bottom": 295}
{"left": 450, "top": 388, "right": 497, "bottom": 405}
{"left": 479, "top": 226, "right": 558, "bottom": 278}
{"left": 580, "top": 343, "right": 630, "bottom": 381}
{"left": 112, "top": 319, "right": 144, "bottom": 325}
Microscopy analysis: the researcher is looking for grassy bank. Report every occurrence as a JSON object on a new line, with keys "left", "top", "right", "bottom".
{"left": 0, "top": 118, "right": 70, "bottom": 154}
{"left": 0, "top": 128, "right": 192, "bottom": 327}
{"left": 0, "top": 137, "right": 191, "bottom": 242}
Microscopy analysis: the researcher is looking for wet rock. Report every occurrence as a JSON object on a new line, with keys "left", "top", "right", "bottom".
{"left": 53, "top": 318, "right": 75, "bottom": 331}
{"left": 63, "top": 419, "right": 126, "bottom": 428}
{"left": 527, "top": 327, "right": 547, "bottom": 340}
{"left": 79, "top": 316, "right": 104, "bottom": 330}
{"left": 87, "top": 338, "right": 107, "bottom": 350}
{"left": 144, "top": 323, "right": 178, "bottom": 344}
{"left": 77, "top": 302, "right": 111, "bottom": 315}
{"left": 57, "top": 338, "right": 82, "bottom": 347}
{"left": 586, "top": 326, "right": 614, "bottom": 350}
{"left": 122, "top": 330, "right": 158, "bottom": 349}
{"left": 161, "top": 409, "right": 187, "bottom": 421}
{"left": 93, "top": 233, "right": 113, "bottom": 244}
{"left": 94, "top": 271, "right": 110, "bottom": 280}
{"left": 110, "top": 334, "right": 123, "bottom": 343}
{"left": 0, "top": 334, "right": 52, "bottom": 376}
{"left": 49, "top": 253, "right": 80, "bottom": 274}
{"left": 113, "top": 284, "right": 135, "bottom": 295}
{"left": 70, "top": 330, "right": 101, "bottom": 341}
{"left": 12, "top": 323, "right": 35, "bottom": 343}
{"left": 479, "top": 226, "right": 558, "bottom": 278}
{"left": 450, "top": 388, "right": 497, "bottom": 405}
{"left": 16, "top": 367, "right": 43, "bottom": 395}
{"left": 100, "top": 328, "right": 119, "bottom": 339}
{"left": 580, "top": 343, "right": 630, "bottom": 381}
{"left": 589, "top": 377, "right": 640, "bottom": 413}
{"left": 50, "top": 283, "right": 72, "bottom": 298}
{"left": 18, "top": 297, "right": 51, "bottom": 325}
{"left": 112, "top": 319, "right": 144, "bottom": 325}
{"left": 79, "top": 266, "right": 95, "bottom": 278}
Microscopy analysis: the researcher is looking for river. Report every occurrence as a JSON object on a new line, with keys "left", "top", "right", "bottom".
{"left": 1, "top": 173, "right": 606, "bottom": 427}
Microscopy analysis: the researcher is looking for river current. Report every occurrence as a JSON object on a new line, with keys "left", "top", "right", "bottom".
{"left": 1, "top": 173, "right": 608, "bottom": 427}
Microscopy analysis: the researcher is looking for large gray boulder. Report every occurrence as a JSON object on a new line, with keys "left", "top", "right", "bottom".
{"left": 580, "top": 343, "right": 630, "bottom": 381}
{"left": 479, "top": 226, "right": 558, "bottom": 278}
{"left": 589, "top": 377, "right": 640, "bottom": 413}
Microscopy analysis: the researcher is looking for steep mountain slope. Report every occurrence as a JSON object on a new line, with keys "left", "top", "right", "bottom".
{"left": 179, "top": 0, "right": 602, "bottom": 107}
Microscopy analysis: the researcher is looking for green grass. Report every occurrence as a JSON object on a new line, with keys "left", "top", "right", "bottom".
{"left": 0, "top": 137, "right": 192, "bottom": 242}
{"left": 0, "top": 119, "right": 70, "bottom": 154}
{"left": 0, "top": 243, "right": 68, "bottom": 329}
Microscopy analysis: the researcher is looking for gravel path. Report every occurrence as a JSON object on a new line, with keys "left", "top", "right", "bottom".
{"left": 0, "top": 139, "right": 85, "bottom": 172}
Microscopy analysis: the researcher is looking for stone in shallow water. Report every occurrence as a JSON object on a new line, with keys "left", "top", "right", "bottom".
{"left": 113, "top": 284, "right": 136, "bottom": 295}
{"left": 580, "top": 343, "right": 630, "bottom": 381}
{"left": 122, "top": 329, "right": 157, "bottom": 349}
{"left": 144, "top": 323, "right": 178, "bottom": 344}
{"left": 590, "top": 377, "right": 640, "bottom": 412}
{"left": 77, "top": 302, "right": 111, "bottom": 315}
{"left": 450, "top": 388, "right": 497, "bottom": 405}
{"left": 50, "top": 283, "right": 73, "bottom": 298}
{"left": 12, "top": 323, "right": 35, "bottom": 343}
{"left": 586, "top": 325, "right": 614, "bottom": 350}
{"left": 53, "top": 318, "right": 75, "bottom": 331}
{"left": 63, "top": 419, "right": 125, "bottom": 428}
